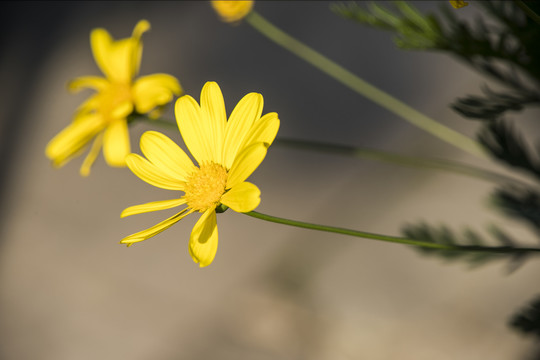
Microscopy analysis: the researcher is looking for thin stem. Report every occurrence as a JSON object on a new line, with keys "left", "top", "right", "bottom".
{"left": 275, "top": 138, "right": 528, "bottom": 186}
{"left": 245, "top": 210, "right": 540, "bottom": 254}
{"left": 133, "top": 115, "right": 526, "bottom": 187}
{"left": 514, "top": 0, "right": 540, "bottom": 26}
{"left": 128, "top": 113, "right": 178, "bottom": 130}
{"left": 245, "top": 11, "right": 487, "bottom": 159}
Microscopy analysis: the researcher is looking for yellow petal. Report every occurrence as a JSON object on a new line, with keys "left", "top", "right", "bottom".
{"left": 222, "top": 92, "right": 263, "bottom": 168}
{"left": 189, "top": 209, "right": 219, "bottom": 267}
{"left": 110, "top": 100, "right": 134, "bottom": 119}
{"left": 211, "top": 0, "right": 254, "bottom": 23}
{"left": 103, "top": 118, "right": 130, "bottom": 167}
{"left": 120, "top": 208, "right": 192, "bottom": 245}
{"left": 45, "top": 113, "right": 105, "bottom": 167}
{"left": 133, "top": 74, "right": 182, "bottom": 113}
{"left": 175, "top": 95, "right": 213, "bottom": 165}
{"left": 200, "top": 81, "right": 227, "bottom": 163}
{"left": 68, "top": 76, "right": 109, "bottom": 93}
{"left": 126, "top": 153, "right": 184, "bottom": 190}
{"left": 76, "top": 94, "right": 101, "bottom": 114}
{"left": 90, "top": 22, "right": 146, "bottom": 83}
{"left": 130, "top": 20, "right": 150, "bottom": 77}
{"left": 80, "top": 132, "right": 104, "bottom": 177}
{"left": 121, "top": 198, "right": 186, "bottom": 218}
{"left": 221, "top": 181, "right": 260, "bottom": 213}
{"left": 241, "top": 112, "right": 280, "bottom": 149}
{"left": 90, "top": 28, "right": 116, "bottom": 80}
{"left": 139, "top": 131, "right": 195, "bottom": 182}
{"left": 227, "top": 142, "right": 267, "bottom": 189}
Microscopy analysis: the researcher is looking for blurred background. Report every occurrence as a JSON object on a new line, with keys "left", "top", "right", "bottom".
{"left": 1, "top": 1, "right": 540, "bottom": 359}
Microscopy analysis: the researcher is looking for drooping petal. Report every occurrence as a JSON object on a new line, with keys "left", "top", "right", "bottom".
{"left": 189, "top": 209, "right": 219, "bottom": 267}
{"left": 200, "top": 81, "right": 227, "bottom": 163}
{"left": 130, "top": 19, "right": 150, "bottom": 78}
{"left": 80, "top": 132, "right": 104, "bottom": 177}
{"left": 68, "top": 76, "right": 109, "bottom": 93}
{"left": 45, "top": 113, "right": 105, "bottom": 167}
{"left": 139, "top": 131, "right": 195, "bottom": 182}
{"left": 226, "top": 142, "right": 267, "bottom": 189}
{"left": 222, "top": 92, "right": 263, "bottom": 168}
{"left": 103, "top": 118, "right": 130, "bottom": 167}
{"left": 132, "top": 74, "right": 182, "bottom": 113}
{"left": 126, "top": 153, "right": 184, "bottom": 190}
{"left": 241, "top": 112, "right": 280, "bottom": 149}
{"left": 175, "top": 95, "right": 213, "bottom": 165}
{"left": 121, "top": 198, "right": 186, "bottom": 218}
{"left": 120, "top": 208, "right": 193, "bottom": 245}
{"left": 221, "top": 181, "right": 260, "bottom": 213}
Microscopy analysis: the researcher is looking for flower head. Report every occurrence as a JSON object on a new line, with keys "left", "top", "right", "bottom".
{"left": 121, "top": 81, "right": 279, "bottom": 267}
{"left": 449, "top": 1, "right": 468, "bottom": 9}
{"left": 211, "top": 0, "right": 254, "bottom": 23}
{"left": 46, "top": 20, "right": 182, "bottom": 176}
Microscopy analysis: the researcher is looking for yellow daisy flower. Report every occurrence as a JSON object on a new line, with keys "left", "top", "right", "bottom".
{"left": 449, "top": 0, "right": 468, "bottom": 9}
{"left": 211, "top": 0, "right": 254, "bottom": 23}
{"left": 121, "top": 81, "right": 280, "bottom": 267}
{"left": 46, "top": 20, "right": 182, "bottom": 176}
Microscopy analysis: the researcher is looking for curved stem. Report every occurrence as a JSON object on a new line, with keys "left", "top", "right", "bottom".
{"left": 244, "top": 210, "right": 540, "bottom": 254}
{"left": 244, "top": 10, "right": 487, "bottom": 159}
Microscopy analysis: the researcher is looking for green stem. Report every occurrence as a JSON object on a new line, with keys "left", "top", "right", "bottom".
{"left": 514, "top": 0, "right": 540, "bottom": 26}
{"left": 133, "top": 115, "right": 525, "bottom": 186}
{"left": 275, "top": 138, "right": 527, "bottom": 186}
{"left": 129, "top": 113, "right": 178, "bottom": 129}
{"left": 245, "top": 11, "right": 487, "bottom": 159}
{"left": 245, "top": 210, "right": 540, "bottom": 254}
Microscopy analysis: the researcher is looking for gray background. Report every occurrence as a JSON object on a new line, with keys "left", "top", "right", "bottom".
{"left": 1, "top": 1, "right": 540, "bottom": 359}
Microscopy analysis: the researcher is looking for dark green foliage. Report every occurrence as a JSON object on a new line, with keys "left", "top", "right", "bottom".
{"left": 333, "top": 0, "right": 540, "bottom": 337}
{"left": 331, "top": 1, "right": 446, "bottom": 50}
{"left": 401, "top": 223, "right": 525, "bottom": 269}
{"left": 510, "top": 295, "right": 540, "bottom": 338}
{"left": 492, "top": 186, "right": 540, "bottom": 235}
{"left": 477, "top": 119, "right": 540, "bottom": 181}
{"left": 332, "top": 1, "right": 540, "bottom": 120}
{"left": 451, "top": 86, "right": 538, "bottom": 121}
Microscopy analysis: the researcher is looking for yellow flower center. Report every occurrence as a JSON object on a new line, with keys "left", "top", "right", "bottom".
{"left": 184, "top": 162, "right": 228, "bottom": 212}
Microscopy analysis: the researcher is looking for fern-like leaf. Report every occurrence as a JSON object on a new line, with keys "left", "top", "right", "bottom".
{"left": 492, "top": 186, "right": 540, "bottom": 235}
{"left": 477, "top": 119, "right": 540, "bottom": 181}
{"left": 452, "top": 85, "right": 538, "bottom": 121}
{"left": 401, "top": 223, "right": 516, "bottom": 269}
{"left": 510, "top": 295, "right": 540, "bottom": 338}
{"left": 333, "top": 1, "right": 540, "bottom": 119}
{"left": 331, "top": 1, "right": 445, "bottom": 50}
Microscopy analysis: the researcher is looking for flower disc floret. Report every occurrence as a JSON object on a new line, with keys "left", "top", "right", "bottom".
{"left": 184, "top": 162, "right": 228, "bottom": 212}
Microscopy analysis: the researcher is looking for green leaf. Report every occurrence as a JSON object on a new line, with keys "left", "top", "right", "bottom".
{"left": 510, "top": 295, "right": 540, "bottom": 338}
{"left": 477, "top": 119, "right": 540, "bottom": 181}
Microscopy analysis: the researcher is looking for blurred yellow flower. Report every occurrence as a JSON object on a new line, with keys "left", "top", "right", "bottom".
{"left": 121, "top": 81, "right": 279, "bottom": 267}
{"left": 211, "top": 0, "right": 254, "bottom": 23}
{"left": 46, "top": 20, "right": 182, "bottom": 176}
{"left": 449, "top": 0, "right": 468, "bottom": 9}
